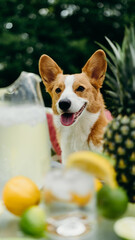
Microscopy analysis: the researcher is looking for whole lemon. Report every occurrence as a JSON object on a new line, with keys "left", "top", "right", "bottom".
{"left": 3, "top": 176, "right": 40, "bottom": 216}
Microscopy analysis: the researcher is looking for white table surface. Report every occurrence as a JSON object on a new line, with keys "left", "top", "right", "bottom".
{"left": 1, "top": 205, "right": 134, "bottom": 240}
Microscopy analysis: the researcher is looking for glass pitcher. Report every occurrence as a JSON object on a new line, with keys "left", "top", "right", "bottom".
{"left": 0, "top": 72, "right": 51, "bottom": 195}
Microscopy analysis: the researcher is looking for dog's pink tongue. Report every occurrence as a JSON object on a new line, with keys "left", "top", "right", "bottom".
{"left": 61, "top": 113, "right": 75, "bottom": 126}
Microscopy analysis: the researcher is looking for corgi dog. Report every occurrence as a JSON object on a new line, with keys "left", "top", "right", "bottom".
{"left": 39, "top": 50, "right": 108, "bottom": 164}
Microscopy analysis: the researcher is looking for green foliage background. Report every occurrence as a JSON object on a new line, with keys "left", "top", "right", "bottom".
{"left": 0, "top": 0, "right": 135, "bottom": 106}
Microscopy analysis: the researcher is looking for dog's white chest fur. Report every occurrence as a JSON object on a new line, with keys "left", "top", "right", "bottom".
{"left": 54, "top": 110, "right": 100, "bottom": 164}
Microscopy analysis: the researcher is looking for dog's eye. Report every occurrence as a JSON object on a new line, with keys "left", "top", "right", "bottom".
{"left": 76, "top": 86, "right": 85, "bottom": 92}
{"left": 55, "top": 88, "right": 61, "bottom": 94}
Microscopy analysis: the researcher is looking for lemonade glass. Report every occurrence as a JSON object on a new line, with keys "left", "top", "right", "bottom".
{"left": 43, "top": 167, "right": 97, "bottom": 239}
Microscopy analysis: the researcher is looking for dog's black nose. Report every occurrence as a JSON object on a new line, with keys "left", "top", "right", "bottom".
{"left": 59, "top": 99, "right": 71, "bottom": 111}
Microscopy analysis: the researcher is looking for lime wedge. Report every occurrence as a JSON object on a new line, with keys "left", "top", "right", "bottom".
{"left": 114, "top": 217, "right": 135, "bottom": 240}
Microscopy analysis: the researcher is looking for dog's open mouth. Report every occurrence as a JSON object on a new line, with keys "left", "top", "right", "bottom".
{"left": 60, "top": 103, "right": 87, "bottom": 126}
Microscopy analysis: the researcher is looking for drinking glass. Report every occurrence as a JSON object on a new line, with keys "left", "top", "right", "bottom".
{"left": 43, "top": 167, "right": 97, "bottom": 239}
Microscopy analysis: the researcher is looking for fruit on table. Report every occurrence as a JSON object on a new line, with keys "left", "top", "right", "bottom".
{"left": 114, "top": 217, "right": 135, "bottom": 240}
{"left": 20, "top": 206, "right": 46, "bottom": 237}
{"left": 95, "top": 178, "right": 103, "bottom": 192}
{"left": 99, "top": 26, "right": 135, "bottom": 202}
{"left": 104, "top": 115, "right": 135, "bottom": 202}
{"left": 97, "top": 185, "right": 128, "bottom": 219}
{"left": 3, "top": 176, "right": 40, "bottom": 216}
{"left": 66, "top": 151, "right": 117, "bottom": 188}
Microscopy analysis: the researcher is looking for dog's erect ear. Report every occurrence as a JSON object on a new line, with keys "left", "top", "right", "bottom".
{"left": 39, "top": 54, "right": 63, "bottom": 89}
{"left": 82, "top": 50, "right": 107, "bottom": 89}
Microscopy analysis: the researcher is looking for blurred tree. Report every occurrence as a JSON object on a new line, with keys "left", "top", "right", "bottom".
{"left": 0, "top": 0, "right": 135, "bottom": 106}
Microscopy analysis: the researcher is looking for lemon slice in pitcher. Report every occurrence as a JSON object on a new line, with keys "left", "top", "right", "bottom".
{"left": 66, "top": 151, "right": 117, "bottom": 188}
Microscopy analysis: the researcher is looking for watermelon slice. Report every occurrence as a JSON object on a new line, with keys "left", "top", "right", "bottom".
{"left": 105, "top": 110, "right": 113, "bottom": 122}
{"left": 46, "top": 113, "right": 61, "bottom": 157}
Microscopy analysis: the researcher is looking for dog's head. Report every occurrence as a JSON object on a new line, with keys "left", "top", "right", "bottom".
{"left": 39, "top": 50, "right": 107, "bottom": 126}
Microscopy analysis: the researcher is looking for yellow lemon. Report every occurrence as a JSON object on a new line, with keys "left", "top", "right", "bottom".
{"left": 95, "top": 178, "right": 103, "bottom": 191}
{"left": 66, "top": 151, "right": 117, "bottom": 188}
{"left": 3, "top": 176, "right": 40, "bottom": 216}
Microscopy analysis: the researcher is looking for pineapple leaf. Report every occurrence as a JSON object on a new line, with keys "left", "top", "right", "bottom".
{"left": 105, "top": 90, "right": 118, "bottom": 99}
{"left": 132, "top": 76, "right": 135, "bottom": 91}
{"left": 106, "top": 73, "right": 118, "bottom": 86}
{"left": 98, "top": 25, "right": 135, "bottom": 116}
{"left": 129, "top": 44, "right": 135, "bottom": 68}
{"left": 106, "top": 59, "right": 117, "bottom": 77}
{"left": 105, "top": 37, "right": 121, "bottom": 61}
{"left": 95, "top": 41, "right": 116, "bottom": 64}
{"left": 105, "top": 81, "right": 117, "bottom": 91}
{"left": 107, "top": 58, "right": 124, "bottom": 105}
{"left": 105, "top": 74, "right": 119, "bottom": 93}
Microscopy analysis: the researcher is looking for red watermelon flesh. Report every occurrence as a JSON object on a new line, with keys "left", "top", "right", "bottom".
{"left": 46, "top": 113, "right": 61, "bottom": 156}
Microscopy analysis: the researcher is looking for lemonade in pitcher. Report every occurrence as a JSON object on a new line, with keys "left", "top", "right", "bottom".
{"left": 0, "top": 72, "right": 51, "bottom": 195}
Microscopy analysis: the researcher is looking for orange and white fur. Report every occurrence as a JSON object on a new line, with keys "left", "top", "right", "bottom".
{"left": 39, "top": 50, "right": 108, "bottom": 164}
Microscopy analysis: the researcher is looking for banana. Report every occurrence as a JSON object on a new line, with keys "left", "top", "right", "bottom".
{"left": 66, "top": 151, "right": 117, "bottom": 188}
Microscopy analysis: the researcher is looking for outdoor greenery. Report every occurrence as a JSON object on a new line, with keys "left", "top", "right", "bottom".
{"left": 0, "top": 0, "right": 135, "bottom": 106}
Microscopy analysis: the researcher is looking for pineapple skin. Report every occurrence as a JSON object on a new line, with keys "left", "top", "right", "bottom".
{"left": 104, "top": 114, "right": 135, "bottom": 203}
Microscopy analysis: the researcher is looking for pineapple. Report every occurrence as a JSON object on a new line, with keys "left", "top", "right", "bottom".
{"left": 99, "top": 26, "right": 135, "bottom": 202}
